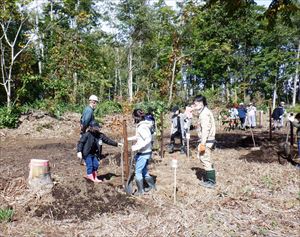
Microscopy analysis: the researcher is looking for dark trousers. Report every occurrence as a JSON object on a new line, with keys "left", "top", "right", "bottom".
{"left": 170, "top": 131, "right": 183, "bottom": 146}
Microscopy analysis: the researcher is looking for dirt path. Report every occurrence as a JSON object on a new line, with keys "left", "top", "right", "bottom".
{"left": 0, "top": 115, "right": 299, "bottom": 236}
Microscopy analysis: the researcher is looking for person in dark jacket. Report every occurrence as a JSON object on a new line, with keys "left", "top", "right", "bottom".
{"left": 168, "top": 106, "right": 185, "bottom": 154}
{"left": 80, "top": 95, "right": 99, "bottom": 135}
{"left": 272, "top": 102, "right": 285, "bottom": 130}
{"left": 237, "top": 103, "right": 247, "bottom": 130}
{"left": 77, "top": 121, "right": 123, "bottom": 182}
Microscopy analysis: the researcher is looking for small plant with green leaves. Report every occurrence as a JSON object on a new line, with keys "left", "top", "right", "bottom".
{"left": 261, "top": 175, "right": 274, "bottom": 190}
{"left": 0, "top": 107, "right": 20, "bottom": 128}
{"left": 0, "top": 208, "right": 13, "bottom": 222}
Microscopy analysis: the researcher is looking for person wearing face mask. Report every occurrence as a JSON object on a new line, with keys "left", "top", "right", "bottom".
{"left": 193, "top": 95, "right": 216, "bottom": 189}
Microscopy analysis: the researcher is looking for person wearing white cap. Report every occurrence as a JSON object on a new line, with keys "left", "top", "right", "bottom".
{"left": 247, "top": 102, "right": 256, "bottom": 128}
{"left": 80, "top": 95, "right": 99, "bottom": 135}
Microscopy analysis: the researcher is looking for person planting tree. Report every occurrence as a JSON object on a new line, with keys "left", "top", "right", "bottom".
{"left": 128, "top": 109, "right": 156, "bottom": 195}
{"left": 193, "top": 95, "right": 217, "bottom": 189}
{"left": 77, "top": 120, "right": 123, "bottom": 182}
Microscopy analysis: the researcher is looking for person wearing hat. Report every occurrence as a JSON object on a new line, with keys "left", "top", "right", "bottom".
{"left": 237, "top": 103, "right": 247, "bottom": 130}
{"left": 247, "top": 102, "right": 256, "bottom": 128}
{"left": 193, "top": 95, "right": 216, "bottom": 189}
{"left": 168, "top": 106, "right": 185, "bottom": 154}
{"left": 80, "top": 95, "right": 99, "bottom": 135}
{"left": 77, "top": 120, "right": 123, "bottom": 182}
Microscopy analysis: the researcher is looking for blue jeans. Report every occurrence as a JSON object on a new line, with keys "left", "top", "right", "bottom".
{"left": 135, "top": 152, "right": 152, "bottom": 181}
{"left": 298, "top": 140, "right": 300, "bottom": 157}
{"left": 85, "top": 154, "right": 99, "bottom": 175}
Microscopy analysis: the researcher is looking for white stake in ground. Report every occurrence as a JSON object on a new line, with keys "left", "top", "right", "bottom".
{"left": 186, "top": 133, "right": 190, "bottom": 160}
{"left": 171, "top": 158, "right": 178, "bottom": 204}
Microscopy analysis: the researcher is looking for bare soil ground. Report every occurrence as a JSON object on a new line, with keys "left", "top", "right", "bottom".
{"left": 0, "top": 112, "right": 299, "bottom": 237}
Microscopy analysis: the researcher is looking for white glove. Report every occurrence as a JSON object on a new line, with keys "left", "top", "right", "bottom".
{"left": 118, "top": 143, "right": 124, "bottom": 147}
{"left": 77, "top": 152, "right": 82, "bottom": 159}
{"left": 288, "top": 116, "right": 295, "bottom": 122}
{"left": 131, "top": 145, "right": 139, "bottom": 152}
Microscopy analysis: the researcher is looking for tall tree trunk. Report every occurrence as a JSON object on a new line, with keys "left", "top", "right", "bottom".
{"left": 292, "top": 40, "right": 300, "bottom": 107}
{"left": 272, "top": 80, "right": 277, "bottom": 109}
{"left": 114, "top": 48, "right": 120, "bottom": 100}
{"left": 168, "top": 57, "right": 177, "bottom": 106}
{"left": 128, "top": 45, "right": 133, "bottom": 102}
{"left": 73, "top": 72, "right": 78, "bottom": 103}
{"left": 225, "top": 83, "right": 230, "bottom": 103}
{"left": 35, "top": 2, "right": 42, "bottom": 75}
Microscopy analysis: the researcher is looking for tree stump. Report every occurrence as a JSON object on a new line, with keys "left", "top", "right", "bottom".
{"left": 28, "top": 159, "right": 53, "bottom": 189}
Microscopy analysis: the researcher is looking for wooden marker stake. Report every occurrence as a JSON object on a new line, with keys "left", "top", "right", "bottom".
{"left": 122, "top": 120, "right": 129, "bottom": 181}
{"left": 186, "top": 133, "right": 190, "bottom": 160}
{"left": 160, "top": 113, "right": 164, "bottom": 159}
{"left": 269, "top": 104, "right": 272, "bottom": 141}
{"left": 171, "top": 158, "right": 178, "bottom": 204}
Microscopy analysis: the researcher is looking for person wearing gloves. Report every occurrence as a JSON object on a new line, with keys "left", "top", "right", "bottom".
{"left": 194, "top": 95, "right": 216, "bottom": 189}
{"left": 288, "top": 113, "right": 300, "bottom": 160}
{"left": 80, "top": 95, "right": 99, "bottom": 135}
{"left": 128, "top": 109, "right": 156, "bottom": 195}
{"left": 77, "top": 120, "right": 123, "bottom": 182}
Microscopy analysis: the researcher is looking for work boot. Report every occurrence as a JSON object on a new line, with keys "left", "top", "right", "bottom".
{"left": 168, "top": 144, "right": 175, "bottom": 153}
{"left": 144, "top": 176, "right": 156, "bottom": 192}
{"left": 84, "top": 174, "right": 95, "bottom": 182}
{"left": 199, "top": 170, "right": 216, "bottom": 189}
{"left": 180, "top": 145, "right": 186, "bottom": 154}
{"left": 92, "top": 171, "right": 102, "bottom": 183}
{"left": 134, "top": 179, "right": 144, "bottom": 196}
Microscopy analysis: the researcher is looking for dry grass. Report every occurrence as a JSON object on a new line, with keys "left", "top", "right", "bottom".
{"left": 0, "top": 113, "right": 299, "bottom": 237}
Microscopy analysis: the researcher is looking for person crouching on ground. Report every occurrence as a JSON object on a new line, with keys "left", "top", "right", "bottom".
{"left": 194, "top": 95, "right": 216, "bottom": 189}
{"left": 77, "top": 120, "right": 123, "bottom": 182}
{"left": 128, "top": 109, "right": 156, "bottom": 195}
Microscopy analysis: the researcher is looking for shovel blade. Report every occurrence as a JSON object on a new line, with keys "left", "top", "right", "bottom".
{"left": 124, "top": 182, "right": 133, "bottom": 195}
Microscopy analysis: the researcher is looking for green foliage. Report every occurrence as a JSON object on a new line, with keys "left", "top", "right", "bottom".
{"left": 286, "top": 104, "right": 300, "bottom": 114}
{"left": 18, "top": 100, "right": 82, "bottom": 119}
{"left": 1, "top": 0, "right": 299, "bottom": 109}
{"left": 0, "top": 208, "right": 13, "bottom": 222}
{"left": 0, "top": 107, "right": 20, "bottom": 128}
{"left": 134, "top": 100, "right": 167, "bottom": 137}
{"left": 201, "top": 88, "right": 223, "bottom": 108}
{"left": 94, "top": 101, "right": 123, "bottom": 117}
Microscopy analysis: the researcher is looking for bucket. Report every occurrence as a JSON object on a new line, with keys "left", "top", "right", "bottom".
{"left": 29, "top": 159, "right": 50, "bottom": 179}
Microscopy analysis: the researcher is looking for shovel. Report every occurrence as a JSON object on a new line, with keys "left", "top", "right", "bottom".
{"left": 250, "top": 127, "right": 260, "bottom": 151}
{"left": 124, "top": 151, "right": 135, "bottom": 195}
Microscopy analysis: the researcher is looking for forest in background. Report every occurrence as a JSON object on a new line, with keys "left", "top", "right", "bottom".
{"left": 0, "top": 0, "right": 299, "bottom": 127}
